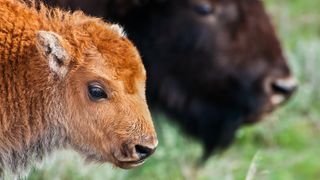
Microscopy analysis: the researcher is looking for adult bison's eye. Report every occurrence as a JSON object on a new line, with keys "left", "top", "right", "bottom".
{"left": 88, "top": 83, "right": 108, "bottom": 101}
{"left": 194, "top": 3, "right": 214, "bottom": 16}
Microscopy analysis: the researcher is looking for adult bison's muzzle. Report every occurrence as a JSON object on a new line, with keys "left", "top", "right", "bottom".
{"left": 245, "top": 76, "right": 298, "bottom": 124}
{"left": 269, "top": 77, "right": 298, "bottom": 106}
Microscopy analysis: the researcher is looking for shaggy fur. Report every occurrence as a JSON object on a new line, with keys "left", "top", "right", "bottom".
{"left": 44, "top": 0, "right": 296, "bottom": 159}
{"left": 0, "top": 0, "right": 157, "bottom": 177}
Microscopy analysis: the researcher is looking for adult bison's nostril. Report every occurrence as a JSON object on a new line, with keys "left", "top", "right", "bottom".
{"left": 134, "top": 145, "right": 156, "bottom": 160}
{"left": 269, "top": 77, "right": 298, "bottom": 105}
{"left": 272, "top": 78, "right": 298, "bottom": 95}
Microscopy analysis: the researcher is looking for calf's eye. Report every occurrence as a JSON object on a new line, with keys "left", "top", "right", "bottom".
{"left": 88, "top": 84, "right": 108, "bottom": 101}
{"left": 194, "top": 3, "right": 214, "bottom": 16}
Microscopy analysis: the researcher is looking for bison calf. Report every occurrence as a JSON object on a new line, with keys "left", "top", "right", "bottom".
{"left": 0, "top": 0, "right": 157, "bottom": 177}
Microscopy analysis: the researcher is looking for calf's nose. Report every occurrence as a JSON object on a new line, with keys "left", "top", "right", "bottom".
{"left": 133, "top": 134, "right": 158, "bottom": 160}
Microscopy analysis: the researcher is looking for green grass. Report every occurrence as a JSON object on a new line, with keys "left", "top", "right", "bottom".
{"left": 26, "top": 0, "right": 320, "bottom": 179}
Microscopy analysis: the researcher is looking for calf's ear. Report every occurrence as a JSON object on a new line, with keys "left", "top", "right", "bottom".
{"left": 36, "top": 31, "right": 70, "bottom": 79}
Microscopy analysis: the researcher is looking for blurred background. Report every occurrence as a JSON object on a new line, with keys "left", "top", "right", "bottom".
{"left": 28, "top": 0, "right": 320, "bottom": 179}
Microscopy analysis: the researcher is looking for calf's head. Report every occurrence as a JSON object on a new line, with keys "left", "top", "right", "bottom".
{"left": 36, "top": 20, "right": 157, "bottom": 168}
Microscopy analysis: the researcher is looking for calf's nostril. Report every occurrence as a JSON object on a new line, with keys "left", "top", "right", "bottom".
{"left": 135, "top": 145, "right": 155, "bottom": 160}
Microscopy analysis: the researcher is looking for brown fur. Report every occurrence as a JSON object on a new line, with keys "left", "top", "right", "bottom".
{"left": 0, "top": 0, "right": 157, "bottom": 177}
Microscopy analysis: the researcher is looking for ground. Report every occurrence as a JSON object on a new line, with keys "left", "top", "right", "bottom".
{"left": 27, "top": 0, "right": 320, "bottom": 179}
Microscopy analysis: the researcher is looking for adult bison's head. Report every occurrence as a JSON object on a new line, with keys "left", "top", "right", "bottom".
{"left": 107, "top": 0, "right": 297, "bottom": 157}
{"left": 36, "top": 18, "right": 157, "bottom": 168}
{"left": 43, "top": 0, "right": 297, "bottom": 158}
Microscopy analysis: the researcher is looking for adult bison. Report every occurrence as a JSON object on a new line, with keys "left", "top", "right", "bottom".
{"left": 0, "top": 0, "right": 157, "bottom": 177}
{"left": 44, "top": 0, "right": 297, "bottom": 158}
